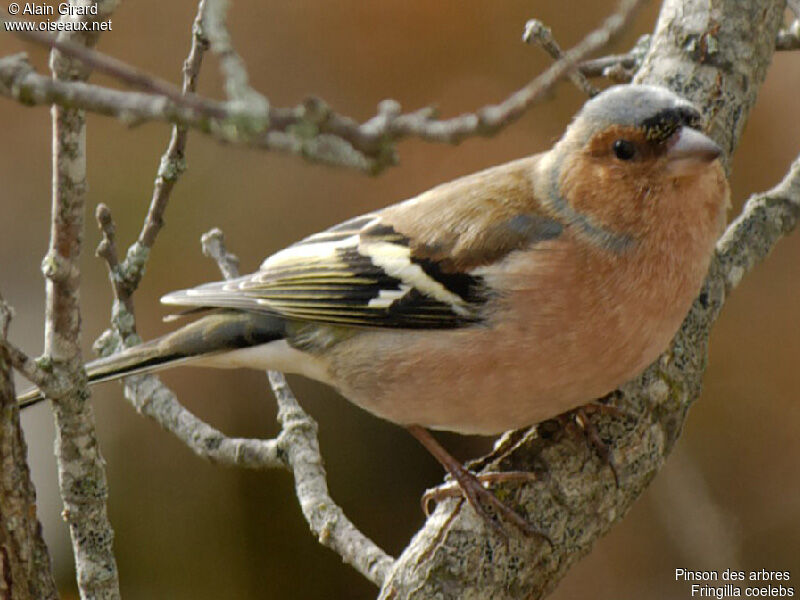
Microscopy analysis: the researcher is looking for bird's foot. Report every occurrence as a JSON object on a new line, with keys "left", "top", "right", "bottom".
{"left": 422, "top": 466, "right": 548, "bottom": 542}
{"left": 421, "top": 470, "right": 537, "bottom": 516}
{"left": 407, "top": 425, "right": 548, "bottom": 542}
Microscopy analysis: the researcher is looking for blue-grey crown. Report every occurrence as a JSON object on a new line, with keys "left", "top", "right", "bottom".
{"left": 575, "top": 84, "right": 703, "bottom": 143}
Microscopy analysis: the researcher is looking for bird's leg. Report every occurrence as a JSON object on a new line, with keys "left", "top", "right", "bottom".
{"left": 407, "top": 425, "right": 543, "bottom": 540}
{"left": 421, "top": 471, "right": 538, "bottom": 515}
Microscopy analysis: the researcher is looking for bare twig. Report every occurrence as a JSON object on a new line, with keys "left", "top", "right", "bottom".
{"left": 577, "top": 33, "right": 652, "bottom": 82}
{"left": 88, "top": 0, "right": 270, "bottom": 473}
{"left": 200, "top": 228, "right": 240, "bottom": 280}
{"left": 115, "top": 369, "right": 283, "bottom": 470}
{"left": 0, "top": 12, "right": 226, "bottom": 119}
{"left": 716, "top": 153, "right": 800, "bottom": 293}
{"left": 93, "top": 0, "right": 210, "bottom": 351}
{"left": 579, "top": 53, "right": 639, "bottom": 77}
{"left": 136, "top": 0, "right": 209, "bottom": 251}
{"left": 94, "top": 204, "right": 133, "bottom": 315}
{"left": 1, "top": 0, "right": 645, "bottom": 173}
{"left": 98, "top": 0, "right": 212, "bottom": 322}
{"left": 524, "top": 19, "right": 599, "bottom": 96}
{"left": 198, "top": 229, "right": 394, "bottom": 587}
{"left": 77, "top": 5, "right": 394, "bottom": 585}
{"left": 202, "top": 0, "right": 268, "bottom": 114}
{"left": 269, "top": 370, "right": 395, "bottom": 587}
{"left": 0, "top": 336, "right": 66, "bottom": 399}
{"left": 94, "top": 228, "right": 395, "bottom": 586}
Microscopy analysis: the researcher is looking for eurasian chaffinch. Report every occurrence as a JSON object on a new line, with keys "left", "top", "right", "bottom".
{"left": 20, "top": 84, "right": 729, "bottom": 531}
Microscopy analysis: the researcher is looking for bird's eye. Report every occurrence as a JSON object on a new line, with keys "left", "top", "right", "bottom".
{"left": 612, "top": 139, "right": 636, "bottom": 161}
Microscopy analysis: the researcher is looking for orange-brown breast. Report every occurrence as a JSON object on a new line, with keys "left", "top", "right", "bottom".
{"left": 326, "top": 161, "right": 728, "bottom": 434}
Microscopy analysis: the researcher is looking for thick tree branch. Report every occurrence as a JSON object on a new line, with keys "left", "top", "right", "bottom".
{"left": 44, "top": 2, "right": 121, "bottom": 598}
{"left": 378, "top": 1, "right": 790, "bottom": 598}
{"left": 0, "top": 296, "right": 58, "bottom": 600}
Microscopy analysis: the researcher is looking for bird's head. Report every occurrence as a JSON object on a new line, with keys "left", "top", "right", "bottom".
{"left": 540, "top": 85, "right": 727, "bottom": 248}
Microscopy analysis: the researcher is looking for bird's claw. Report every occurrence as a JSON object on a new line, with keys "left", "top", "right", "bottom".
{"left": 421, "top": 469, "right": 549, "bottom": 544}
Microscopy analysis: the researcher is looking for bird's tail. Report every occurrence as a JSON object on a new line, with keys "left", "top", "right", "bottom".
{"left": 17, "top": 310, "right": 286, "bottom": 409}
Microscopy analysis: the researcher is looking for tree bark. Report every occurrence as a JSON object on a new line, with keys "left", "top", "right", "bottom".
{"left": 0, "top": 300, "right": 59, "bottom": 600}
{"left": 45, "top": 1, "right": 122, "bottom": 598}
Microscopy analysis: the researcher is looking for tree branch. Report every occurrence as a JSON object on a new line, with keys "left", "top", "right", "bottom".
{"left": 79, "top": 7, "right": 395, "bottom": 585}
{"left": 93, "top": 229, "right": 395, "bottom": 587}
{"left": 0, "top": 296, "right": 58, "bottom": 600}
{"left": 93, "top": 0, "right": 210, "bottom": 333}
{"left": 378, "top": 1, "right": 790, "bottom": 598}
{"left": 136, "top": 0, "right": 209, "bottom": 251}
{"left": 1, "top": 0, "right": 645, "bottom": 173}
{"left": 716, "top": 153, "right": 800, "bottom": 294}
{"left": 202, "top": 0, "right": 267, "bottom": 111}
{"left": 44, "top": 2, "right": 121, "bottom": 598}
{"left": 523, "top": 19, "right": 600, "bottom": 96}
{"left": 200, "top": 229, "right": 395, "bottom": 587}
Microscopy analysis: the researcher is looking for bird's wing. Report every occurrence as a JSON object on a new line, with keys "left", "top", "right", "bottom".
{"left": 162, "top": 155, "right": 562, "bottom": 329}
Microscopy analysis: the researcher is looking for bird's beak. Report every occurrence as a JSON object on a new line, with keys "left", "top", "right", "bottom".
{"left": 665, "top": 127, "right": 722, "bottom": 176}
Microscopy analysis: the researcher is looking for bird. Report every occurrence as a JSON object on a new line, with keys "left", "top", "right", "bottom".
{"left": 19, "top": 84, "right": 729, "bottom": 534}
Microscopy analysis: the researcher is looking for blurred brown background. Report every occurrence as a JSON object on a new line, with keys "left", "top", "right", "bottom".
{"left": 1, "top": 1, "right": 798, "bottom": 598}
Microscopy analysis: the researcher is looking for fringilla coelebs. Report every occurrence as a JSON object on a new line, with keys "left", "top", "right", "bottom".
{"left": 20, "top": 84, "right": 729, "bottom": 530}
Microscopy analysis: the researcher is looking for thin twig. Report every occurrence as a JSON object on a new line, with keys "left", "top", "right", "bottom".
{"left": 579, "top": 53, "right": 638, "bottom": 77}
{"left": 136, "top": 0, "right": 210, "bottom": 251}
{"left": 199, "top": 229, "right": 395, "bottom": 587}
{"left": 95, "top": 226, "right": 395, "bottom": 586}
{"left": 0, "top": 337, "right": 66, "bottom": 399}
{"left": 0, "top": 12, "right": 226, "bottom": 119}
{"left": 200, "top": 228, "right": 240, "bottom": 281}
{"left": 119, "top": 370, "right": 283, "bottom": 470}
{"left": 93, "top": 0, "right": 210, "bottom": 346}
{"left": 524, "top": 19, "right": 599, "bottom": 96}
{"left": 577, "top": 33, "right": 652, "bottom": 83}
{"left": 94, "top": 203, "right": 134, "bottom": 316}
{"left": 98, "top": 0, "right": 212, "bottom": 320}
{"left": 74, "top": 4, "right": 395, "bottom": 585}
{"left": 270, "top": 370, "right": 395, "bottom": 587}
{"left": 1, "top": 0, "right": 645, "bottom": 173}
{"left": 202, "top": 0, "right": 268, "bottom": 113}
